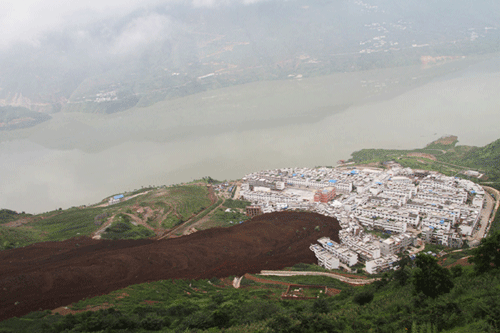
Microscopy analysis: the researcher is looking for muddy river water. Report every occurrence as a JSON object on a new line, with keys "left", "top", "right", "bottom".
{"left": 1, "top": 57, "right": 500, "bottom": 213}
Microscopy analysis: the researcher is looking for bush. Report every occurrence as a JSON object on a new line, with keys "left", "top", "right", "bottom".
{"left": 353, "top": 291, "right": 374, "bottom": 306}
{"left": 413, "top": 254, "right": 453, "bottom": 298}
{"left": 468, "top": 231, "right": 500, "bottom": 274}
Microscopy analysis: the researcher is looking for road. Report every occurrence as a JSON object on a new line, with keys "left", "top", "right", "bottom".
{"left": 258, "top": 270, "right": 379, "bottom": 286}
{"left": 157, "top": 185, "right": 218, "bottom": 240}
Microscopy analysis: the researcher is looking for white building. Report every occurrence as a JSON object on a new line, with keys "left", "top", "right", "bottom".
{"left": 316, "top": 237, "right": 358, "bottom": 266}
{"left": 366, "top": 255, "right": 399, "bottom": 274}
{"left": 310, "top": 244, "right": 340, "bottom": 270}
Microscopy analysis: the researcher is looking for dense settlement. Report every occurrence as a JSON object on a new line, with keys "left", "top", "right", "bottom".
{"left": 238, "top": 164, "right": 491, "bottom": 274}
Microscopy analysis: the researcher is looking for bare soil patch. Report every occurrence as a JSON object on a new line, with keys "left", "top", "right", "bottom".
{"left": 0, "top": 211, "right": 340, "bottom": 321}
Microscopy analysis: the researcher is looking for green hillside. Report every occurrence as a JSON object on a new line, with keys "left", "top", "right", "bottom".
{"left": 0, "top": 183, "right": 213, "bottom": 250}
{"left": 349, "top": 136, "right": 500, "bottom": 186}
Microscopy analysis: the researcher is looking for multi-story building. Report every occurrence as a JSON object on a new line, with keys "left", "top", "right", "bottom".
{"left": 366, "top": 255, "right": 399, "bottom": 274}
{"left": 246, "top": 206, "right": 262, "bottom": 217}
{"left": 314, "top": 188, "right": 336, "bottom": 203}
{"left": 379, "top": 237, "right": 402, "bottom": 256}
{"left": 316, "top": 237, "right": 358, "bottom": 266}
{"left": 356, "top": 216, "right": 407, "bottom": 233}
{"left": 354, "top": 207, "right": 420, "bottom": 226}
{"left": 310, "top": 244, "right": 340, "bottom": 270}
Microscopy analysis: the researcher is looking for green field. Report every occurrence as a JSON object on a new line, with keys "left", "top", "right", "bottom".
{"left": 199, "top": 206, "right": 250, "bottom": 230}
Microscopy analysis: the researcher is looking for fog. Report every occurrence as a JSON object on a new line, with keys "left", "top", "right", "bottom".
{"left": 1, "top": 0, "right": 500, "bottom": 212}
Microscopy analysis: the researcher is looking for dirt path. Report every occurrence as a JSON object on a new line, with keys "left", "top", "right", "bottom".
{"left": 233, "top": 183, "right": 241, "bottom": 200}
{"left": 124, "top": 213, "right": 158, "bottom": 235}
{"left": 243, "top": 274, "right": 342, "bottom": 296}
{"left": 158, "top": 186, "right": 218, "bottom": 240}
{"left": 182, "top": 198, "right": 226, "bottom": 235}
{"left": 258, "top": 270, "right": 378, "bottom": 286}
{"left": 92, "top": 214, "right": 116, "bottom": 240}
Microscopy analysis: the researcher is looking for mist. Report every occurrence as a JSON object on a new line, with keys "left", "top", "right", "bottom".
{"left": 1, "top": 0, "right": 500, "bottom": 212}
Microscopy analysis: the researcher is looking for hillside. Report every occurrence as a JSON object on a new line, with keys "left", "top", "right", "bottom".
{"left": 0, "top": 106, "right": 51, "bottom": 131}
{"left": 0, "top": 183, "right": 215, "bottom": 250}
{"left": 0, "top": 211, "right": 341, "bottom": 321}
{"left": 349, "top": 136, "right": 500, "bottom": 186}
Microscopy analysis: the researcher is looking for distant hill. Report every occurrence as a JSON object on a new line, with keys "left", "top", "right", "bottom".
{"left": 0, "top": 106, "right": 51, "bottom": 130}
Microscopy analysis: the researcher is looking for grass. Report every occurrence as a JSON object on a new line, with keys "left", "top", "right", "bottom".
{"left": 28, "top": 207, "right": 109, "bottom": 242}
{"left": 222, "top": 199, "right": 251, "bottom": 209}
{"left": 100, "top": 214, "right": 155, "bottom": 240}
{"left": 0, "top": 225, "right": 42, "bottom": 250}
{"left": 0, "top": 209, "right": 32, "bottom": 223}
{"left": 161, "top": 213, "right": 182, "bottom": 229}
{"left": 200, "top": 207, "right": 250, "bottom": 229}
{"left": 0, "top": 184, "right": 214, "bottom": 251}
{"left": 184, "top": 198, "right": 223, "bottom": 229}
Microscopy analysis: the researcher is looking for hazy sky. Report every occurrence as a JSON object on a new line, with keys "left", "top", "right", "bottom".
{"left": 0, "top": 0, "right": 267, "bottom": 49}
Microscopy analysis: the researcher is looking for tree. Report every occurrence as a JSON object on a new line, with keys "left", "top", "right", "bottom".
{"left": 468, "top": 231, "right": 500, "bottom": 274}
{"left": 412, "top": 254, "right": 453, "bottom": 298}
{"left": 353, "top": 291, "right": 374, "bottom": 306}
{"left": 312, "top": 297, "right": 329, "bottom": 314}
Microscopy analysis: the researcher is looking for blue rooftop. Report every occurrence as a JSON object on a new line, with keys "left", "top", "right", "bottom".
{"left": 113, "top": 194, "right": 124, "bottom": 200}
{"left": 329, "top": 179, "right": 338, "bottom": 183}
{"left": 292, "top": 173, "right": 297, "bottom": 176}
{"left": 327, "top": 242, "right": 333, "bottom": 246}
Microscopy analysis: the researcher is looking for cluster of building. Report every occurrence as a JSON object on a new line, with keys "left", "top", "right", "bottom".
{"left": 239, "top": 164, "right": 487, "bottom": 274}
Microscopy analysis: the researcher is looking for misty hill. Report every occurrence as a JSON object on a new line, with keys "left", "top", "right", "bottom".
{"left": 0, "top": 106, "right": 51, "bottom": 131}
{"left": 1, "top": 0, "right": 500, "bottom": 115}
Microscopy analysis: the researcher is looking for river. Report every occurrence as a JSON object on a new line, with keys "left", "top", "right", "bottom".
{"left": 1, "top": 56, "right": 500, "bottom": 213}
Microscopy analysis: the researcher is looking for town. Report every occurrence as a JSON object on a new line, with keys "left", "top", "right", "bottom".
{"left": 236, "top": 163, "right": 496, "bottom": 275}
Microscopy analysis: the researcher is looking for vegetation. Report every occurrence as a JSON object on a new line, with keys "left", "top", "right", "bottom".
{"left": 468, "top": 231, "right": 500, "bottom": 274}
{"left": 101, "top": 214, "right": 155, "bottom": 240}
{"left": 349, "top": 136, "right": 500, "bottom": 184}
{"left": 0, "top": 209, "right": 31, "bottom": 223}
{"left": 0, "top": 225, "right": 41, "bottom": 250}
{"left": 200, "top": 207, "right": 250, "bottom": 229}
{"left": 29, "top": 207, "right": 109, "bottom": 242}
{"left": 412, "top": 254, "right": 454, "bottom": 298}
{"left": 0, "top": 184, "right": 213, "bottom": 250}
{"left": 222, "top": 199, "right": 251, "bottom": 210}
